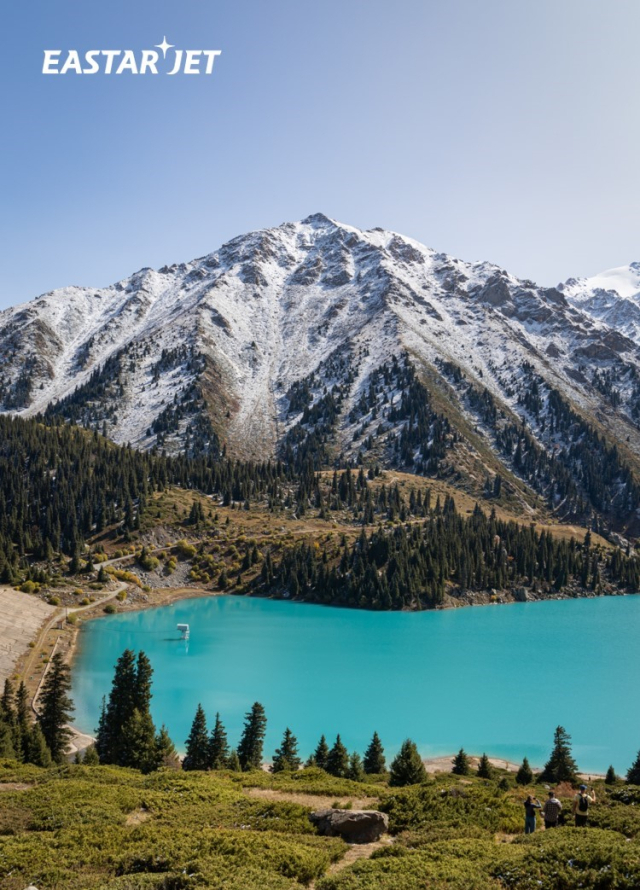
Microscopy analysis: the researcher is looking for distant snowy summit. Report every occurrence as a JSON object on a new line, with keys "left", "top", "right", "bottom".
{"left": 560, "top": 262, "right": 640, "bottom": 344}
{"left": 1, "top": 213, "right": 640, "bottom": 530}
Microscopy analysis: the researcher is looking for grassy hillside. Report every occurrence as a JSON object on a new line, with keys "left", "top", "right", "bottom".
{"left": 1, "top": 762, "right": 640, "bottom": 889}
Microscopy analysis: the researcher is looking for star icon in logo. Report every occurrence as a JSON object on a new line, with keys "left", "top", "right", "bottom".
{"left": 154, "top": 36, "right": 175, "bottom": 59}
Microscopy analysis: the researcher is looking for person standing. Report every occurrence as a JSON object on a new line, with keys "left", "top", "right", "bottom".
{"left": 572, "top": 784, "right": 596, "bottom": 826}
{"left": 524, "top": 795, "right": 542, "bottom": 834}
{"left": 542, "top": 790, "right": 562, "bottom": 828}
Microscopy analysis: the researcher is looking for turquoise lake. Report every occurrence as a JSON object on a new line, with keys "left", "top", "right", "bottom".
{"left": 71, "top": 594, "right": 640, "bottom": 774}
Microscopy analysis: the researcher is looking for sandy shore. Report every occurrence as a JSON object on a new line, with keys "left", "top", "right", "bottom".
{"left": 0, "top": 587, "right": 56, "bottom": 686}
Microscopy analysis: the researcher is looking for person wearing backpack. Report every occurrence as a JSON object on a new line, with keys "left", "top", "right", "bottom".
{"left": 572, "top": 784, "right": 596, "bottom": 826}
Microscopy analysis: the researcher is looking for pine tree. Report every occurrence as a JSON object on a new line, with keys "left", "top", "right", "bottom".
{"left": 155, "top": 725, "right": 178, "bottom": 769}
{"left": 82, "top": 745, "right": 100, "bottom": 765}
{"left": 120, "top": 708, "right": 158, "bottom": 773}
{"left": 15, "top": 681, "right": 30, "bottom": 761}
{"left": 227, "top": 749, "right": 241, "bottom": 771}
{"left": 1, "top": 678, "right": 15, "bottom": 722}
{"left": 477, "top": 753, "right": 493, "bottom": 779}
{"left": 540, "top": 726, "right": 579, "bottom": 784}
{"left": 237, "top": 702, "right": 267, "bottom": 771}
{"left": 313, "top": 734, "right": 330, "bottom": 771}
{"left": 363, "top": 731, "right": 386, "bottom": 774}
{"left": 271, "top": 727, "right": 301, "bottom": 773}
{"left": 0, "top": 722, "right": 15, "bottom": 758}
{"left": 389, "top": 739, "right": 427, "bottom": 786}
{"left": 326, "top": 734, "right": 350, "bottom": 778}
{"left": 38, "top": 652, "right": 74, "bottom": 763}
{"left": 96, "top": 649, "right": 137, "bottom": 764}
{"left": 134, "top": 651, "right": 154, "bottom": 714}
{"left": 16, "top": 681, "right": 29, "bottom": 727}
{"left": 208, "top": 713, "right": 230, "bottom": 770}
{"left": 626, "top": 750, "right": 640, "bottom": 785}
{"left": 183, "top": 704, "right": 210, "bottom": 771}
{"left": 605, "top": 764, "right": 618, "bottom": 785}
{"left": 25, "top": 723, "right": 52, "bottom": 767}
{"left": 516, "top": 756, "right": 533, "bottom": 786}
{"left": 348, "top": 751, "right": 364, "bottom": 782}
{"left": 452, "top": 748, "right": 470, "bottom": 776}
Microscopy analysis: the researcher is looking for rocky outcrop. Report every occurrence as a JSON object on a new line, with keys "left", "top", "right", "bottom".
{"left": 309, "top": 809, "right": 389, "bottom": 844}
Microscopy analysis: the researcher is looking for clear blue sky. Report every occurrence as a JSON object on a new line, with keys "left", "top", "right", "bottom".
{"left": 1, "top": 0, "right": 639, "bottom": 309}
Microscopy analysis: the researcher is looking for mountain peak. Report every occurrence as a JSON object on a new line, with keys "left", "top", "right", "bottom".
{"left": 300, "top": 212, "right": 337, "bottom": 228}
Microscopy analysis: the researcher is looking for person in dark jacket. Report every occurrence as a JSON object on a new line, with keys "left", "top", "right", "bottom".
{"left": 524, "top": 795, "right": 542, "bottom": 833}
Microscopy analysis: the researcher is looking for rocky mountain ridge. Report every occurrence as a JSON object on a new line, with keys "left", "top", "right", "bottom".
{"left": 2, "top": 213, "right": 639, "bottom": 533}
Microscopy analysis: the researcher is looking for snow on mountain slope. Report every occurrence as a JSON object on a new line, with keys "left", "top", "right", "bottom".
{"left": 560, "top": 262, "right": 640, "bottom": 343}
{"left": 2, "top": 213, "right": 640, "bottom": 523}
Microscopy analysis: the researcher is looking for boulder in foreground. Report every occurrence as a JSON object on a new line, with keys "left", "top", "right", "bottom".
{"left": 309, "top": 808, "right": 389, "bottom": 844}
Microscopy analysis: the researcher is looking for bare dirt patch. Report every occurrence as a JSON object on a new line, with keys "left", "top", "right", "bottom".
{"left": 125, "top": 808, "right": 151, "bottom": 826}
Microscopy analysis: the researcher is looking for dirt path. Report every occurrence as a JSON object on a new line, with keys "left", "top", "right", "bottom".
{"left": 308, "top": 835, "right": 393, "bottom": 889}
{"left": 28, "top": 582, "right": 128, "bottom": 712}
{"left": 245, "top": 787, "right": 379, "bottom": 810}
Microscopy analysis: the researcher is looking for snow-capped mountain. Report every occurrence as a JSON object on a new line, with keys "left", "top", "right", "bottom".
{"left": 2, "top": 214, "right": 640, "bottom": 531}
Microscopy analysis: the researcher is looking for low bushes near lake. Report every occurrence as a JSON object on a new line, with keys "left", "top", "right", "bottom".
{"left": 3, "top": 763, "right": 640, "bottom": 890}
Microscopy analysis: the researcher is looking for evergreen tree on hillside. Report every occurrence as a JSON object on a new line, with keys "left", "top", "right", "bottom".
{"left": 516, "top": 757, "right": 533, "bottom": 786}
{"left": 96, "top": 649, "right": 158, "bottom": 767}
{"left": 155, "top": 725, "right": 178, "bottom": 769}
{"left": 0, "top": 722, "right": 15, "bottom": 759}
{"left": 477, "top": 753, "right": 493, "bottom": 779}
{"left": 25, "top": 723, "right": 52, "bottom": 767}
{"left": 227, "top": 749, "right": 241, "bottom": 771}
{"left": 540, "top": 726, "right": 579, "bottom": 784}
{"left": 452, "top": 748, "right": 470, "bottom": 776}
{"left": 1, "top": 679, "right": 15, "bottom": 722}
{"left": 133, "top": 651, "right": 154, "bottom": 714}
{"left": 96, "top": 649, "right": 136, "bottom": 763}
{"left": 183, "top": 704, "right": 209, "bottom": 771}
{"left": 389, "top": 739, "right": 427, "bottom": 786}
{"left": 348, "top": 751, "right": 364, "bottom": 782}
{"left": 363, "top": 731, "right": 386, "bottom": 774}
{"left": 326, "top": 735, "right": 350, "bottom": 778}
{"left": 605, "top": 765, "right": 618, "bottom": 785}
{"left": 208, "top": 713, "right": 230, "bottom": 770}
{"left": 82, "top": 745, "right": 100, "bottom": 765}
{"left": 313, "top": 734, "right": 330, "bottom": 771}
{"left": 271, "top": 728, "right": 302, "bottom": 773}
{"left": 15, "top": 681, "right": 31, "bottom": 761}
{"left": 627, "top": 750, "right": 640, "bottom": 785}
{"left": 238, "top": 702, "right": 267, "bottom": 771}
{"left": 120, "top": 708, "right": 158, "bottom": 773}
{"left": 38, "top": 652, "right": 74, "bottom": 763}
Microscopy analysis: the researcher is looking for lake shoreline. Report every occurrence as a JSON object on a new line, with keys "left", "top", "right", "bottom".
{"left": 9, "top": 583, "right": 631, "bottom": 774}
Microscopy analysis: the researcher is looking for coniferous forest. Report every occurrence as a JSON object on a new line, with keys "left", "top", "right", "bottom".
{"left": 1, "top": 409, "right": 639, "bottom": 606}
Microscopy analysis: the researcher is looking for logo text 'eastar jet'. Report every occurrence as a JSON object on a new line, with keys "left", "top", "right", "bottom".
{"left": 43, "top": 38, "right": 221, "bottom": 75}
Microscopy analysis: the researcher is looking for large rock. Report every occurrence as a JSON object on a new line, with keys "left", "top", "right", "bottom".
{"left": 309, "top": 809, "right": 389, "bottom": 844}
